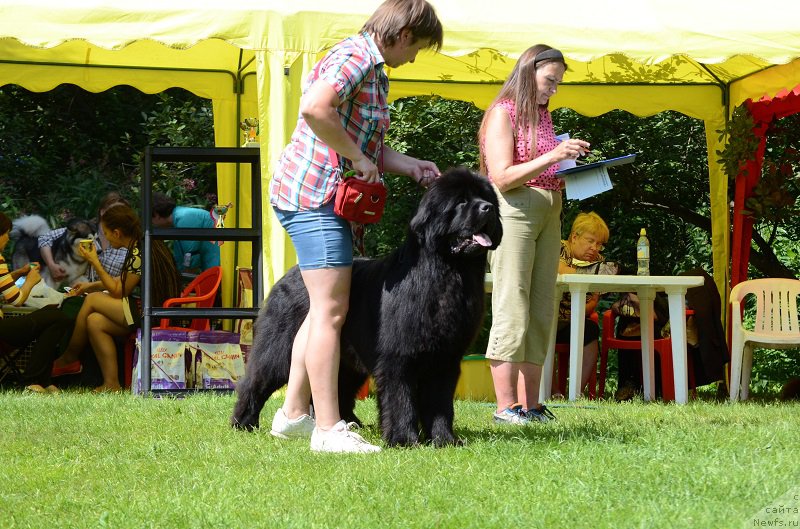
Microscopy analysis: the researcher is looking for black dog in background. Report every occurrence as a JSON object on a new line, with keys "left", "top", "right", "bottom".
{"left": 231, "top": 168, "right": 502, "bottom": 447}
{"left": 11, "top": 215, "right": 96, "bottom": 288}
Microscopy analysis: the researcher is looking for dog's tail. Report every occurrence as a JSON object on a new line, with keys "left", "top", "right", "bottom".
{"left": 10, "top": 215, "right": 51, "bottom": 240}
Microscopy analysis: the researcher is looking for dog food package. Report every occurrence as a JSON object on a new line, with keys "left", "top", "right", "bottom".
{"left": 234, "top": 267, "right": 254, "bottom": 364}
{"left": 131, "top": 329, "right": 190, "bottom": 394}
{"left": 189, "top": 330, "right": 245, "bottom": 390}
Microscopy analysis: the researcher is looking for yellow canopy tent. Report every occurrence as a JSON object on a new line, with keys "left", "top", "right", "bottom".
{"left": 1, "top": 0, "right": 799, "bottom": 302}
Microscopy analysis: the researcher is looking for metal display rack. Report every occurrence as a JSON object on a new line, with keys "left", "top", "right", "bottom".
{"left": 139, "top": 146, "right": 263, "bottom": 395}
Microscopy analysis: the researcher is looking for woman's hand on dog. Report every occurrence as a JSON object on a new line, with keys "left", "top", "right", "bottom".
{"left": 47, "top": 263, "right": 68, "bottom": 282}
{"left": 409, "top": 160, "right": 441, "bottom": 188}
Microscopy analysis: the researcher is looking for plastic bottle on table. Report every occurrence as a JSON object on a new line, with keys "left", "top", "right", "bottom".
{"left": 636, "top": 228, "right": 650, "bottom": 276}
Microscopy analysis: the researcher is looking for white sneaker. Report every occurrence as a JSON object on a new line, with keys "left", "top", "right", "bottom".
{"left": 270, "top": 407, "right": 315, "bottom": 439}
{"left": 310, "top": 420, "right": 382, "bottom": 454}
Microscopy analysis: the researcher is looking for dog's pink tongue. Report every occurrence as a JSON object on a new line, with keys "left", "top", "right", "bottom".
{"left": 472, "top": 233, "right": 492, "bottom": 247}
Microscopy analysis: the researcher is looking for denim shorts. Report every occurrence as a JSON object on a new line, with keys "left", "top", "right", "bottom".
{"left": 273, "top": 202, "right": 353, "bottom": 270}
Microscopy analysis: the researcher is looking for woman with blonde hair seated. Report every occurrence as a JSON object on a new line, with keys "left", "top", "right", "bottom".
{"left": 555, "top": 211, "right": 610, "bottom": 395}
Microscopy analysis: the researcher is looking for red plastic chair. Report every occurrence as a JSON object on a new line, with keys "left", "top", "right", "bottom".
{"left": 553, "top": 311, "right": 605, "bottom": 399}
{"left": 601, "top": 308, "right": 695, "bottom": 402}
{"left": 158, "top": 266, "right": 223, "bottom": 331}
{"left": 123, "top": 266, "right": 223, "bottom": 387}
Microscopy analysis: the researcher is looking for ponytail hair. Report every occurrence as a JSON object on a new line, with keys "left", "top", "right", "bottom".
{"left": 102, "top": 204, "right": 180, "bottom": 307}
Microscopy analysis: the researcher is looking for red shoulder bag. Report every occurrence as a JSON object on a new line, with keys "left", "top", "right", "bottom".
{"left": 333, "top": 172, "right": 387, "bottom": 224}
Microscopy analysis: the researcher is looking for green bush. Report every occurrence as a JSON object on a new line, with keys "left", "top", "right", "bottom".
{"left": 0, "top": 85, "right": 214, "bottom": 227}
{"left": 122, "top": 92, "right": 217, "bottom": 209}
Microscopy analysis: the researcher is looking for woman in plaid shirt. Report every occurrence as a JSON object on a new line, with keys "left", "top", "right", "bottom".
{"left": 268, "top": 0, "right": 443, "bottom": 453}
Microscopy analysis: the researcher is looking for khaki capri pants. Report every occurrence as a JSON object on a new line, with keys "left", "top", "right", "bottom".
{"left": 486, "top": 184, "right": 562, "bottom": 365}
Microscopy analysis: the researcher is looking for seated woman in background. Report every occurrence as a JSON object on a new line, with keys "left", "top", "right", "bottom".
{"left": 0, "top": 211, "right": 74, "bottom": 393}
{"left": 555, "top": 211, "right": 609, "bottom": 396}
{"left": 51, "top": 204, "right": 180, "bottom": 392}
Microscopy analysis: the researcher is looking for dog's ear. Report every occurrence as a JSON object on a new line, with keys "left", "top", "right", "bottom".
{"left": 409, "top": 187, "right": 449, "bottom": 252}
{"left": 409, "top": 195, "right": 433, "bottom": 241}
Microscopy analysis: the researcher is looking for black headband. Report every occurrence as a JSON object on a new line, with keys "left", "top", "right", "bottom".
{"left": 533, "top": 48, "right": 564, "bottom": 65}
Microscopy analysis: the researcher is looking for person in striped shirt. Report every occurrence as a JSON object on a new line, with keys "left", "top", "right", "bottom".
{"left": 268, "top": 0, "right": 443, "bottom": 454}
{"left": 1, "top": 211, "right": 74, "bottom": 393}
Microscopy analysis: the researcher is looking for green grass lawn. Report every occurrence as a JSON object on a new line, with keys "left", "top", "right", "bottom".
{"left": 1, "top": 391, "right": 798, "bottom": 529}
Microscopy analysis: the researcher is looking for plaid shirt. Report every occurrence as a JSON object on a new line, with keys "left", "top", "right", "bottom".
{"left": 38, "top": 227, "right": 128, "bottom": 281}
{"left": 270, "top": 32, "right": 390, "bottom": 211}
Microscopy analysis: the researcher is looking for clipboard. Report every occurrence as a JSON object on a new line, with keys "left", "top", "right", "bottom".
{"left": 556, "top": 153, "right": 637, "bottom": 200}
{"left": 556, "top": 153, "right": 637, "bottom": 175}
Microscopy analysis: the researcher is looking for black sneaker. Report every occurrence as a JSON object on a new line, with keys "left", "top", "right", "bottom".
{"left": 523, "top": 404, "right": 556, "bottom": 422}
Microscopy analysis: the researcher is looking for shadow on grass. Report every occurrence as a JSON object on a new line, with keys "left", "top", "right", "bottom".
{"left": 341, "top": 417, "right": 637, "bottom": 448}
{"left": 451, "top": 421, "right": 636, "bottom": 446}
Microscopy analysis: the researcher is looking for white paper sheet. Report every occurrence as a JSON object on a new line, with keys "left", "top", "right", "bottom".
{"left": 563, "top": 166, "right": 613, "bottom": 200}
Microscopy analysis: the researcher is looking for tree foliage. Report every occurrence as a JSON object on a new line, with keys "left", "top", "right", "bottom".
{"left": 0, "top": 85, "right": 214, "bottom": 226}
{"left": 120, "top": 92, "right": 217, "bottom": 209}
{"left": 552, "top": 108, "right": 713, "bottom": 275}
{"left": 365, "top": 96, "right": 484, "bottom": 256}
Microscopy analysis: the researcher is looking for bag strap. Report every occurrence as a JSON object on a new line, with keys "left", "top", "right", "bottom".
{"left": 328, "top": 139, "right": 384, "bottom": 178}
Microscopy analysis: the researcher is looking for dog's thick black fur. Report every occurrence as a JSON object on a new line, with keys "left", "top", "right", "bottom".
{"left": 231, "top": 168, "right": 502, "bottom": 447}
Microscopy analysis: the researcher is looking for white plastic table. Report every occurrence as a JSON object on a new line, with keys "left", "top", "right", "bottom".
{"left": 542, "top": 274, "right": 704, "bottom": 404}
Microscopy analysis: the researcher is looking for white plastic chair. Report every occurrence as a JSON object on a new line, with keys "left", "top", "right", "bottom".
{"left": 729, "top": 278, "right": 800, "bottom": 401}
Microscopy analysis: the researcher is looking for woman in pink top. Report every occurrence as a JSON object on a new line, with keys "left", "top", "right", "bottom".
{"left": 479, "top": 44, "right": 590, "bottom": 424}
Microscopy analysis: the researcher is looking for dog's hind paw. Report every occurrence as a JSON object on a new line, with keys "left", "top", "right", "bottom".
{"left": 340, "top": 412, "right": 363, "bottom": 428}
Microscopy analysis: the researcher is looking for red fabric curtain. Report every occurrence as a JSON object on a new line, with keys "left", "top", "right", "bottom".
{"left": 730, "top": 85, "right": 800, "bottom": 288}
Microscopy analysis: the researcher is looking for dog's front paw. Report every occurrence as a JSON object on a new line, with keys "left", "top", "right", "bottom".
{"left": 230, "top": 415, "right": 259, "bottom": 431}
{"left": 383, "top": 428, "right": 421, "bottom": 448}
{"left": 430, "top": 430, "right": 460, "bottom": 447}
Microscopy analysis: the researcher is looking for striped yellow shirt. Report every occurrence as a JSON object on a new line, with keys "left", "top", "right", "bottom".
{"left": 0, "top": 254, "right": 22, "bottom": 318}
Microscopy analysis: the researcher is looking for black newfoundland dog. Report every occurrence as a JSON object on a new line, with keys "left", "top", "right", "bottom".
{"left": 231, "top": 167, "right": 502, "bottom": 447}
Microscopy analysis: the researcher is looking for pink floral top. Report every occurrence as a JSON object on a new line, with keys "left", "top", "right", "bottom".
{"left": 484, "top": 99, "right": 561, "bottom": 190}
